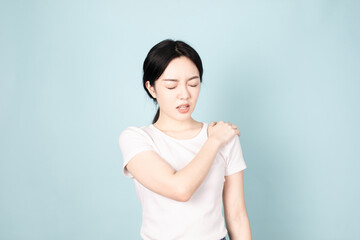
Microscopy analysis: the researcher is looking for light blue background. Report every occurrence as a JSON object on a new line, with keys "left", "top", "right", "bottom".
{"left": 1, "top": 0, "right": 359, "bottom": 239}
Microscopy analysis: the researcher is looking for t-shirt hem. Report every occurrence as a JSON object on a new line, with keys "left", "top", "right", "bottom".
{"left": 225, "top": 165, "right": 247, "bottom": 176}
{"left": 122, "top": 148, "right": 155, "bottom": 178}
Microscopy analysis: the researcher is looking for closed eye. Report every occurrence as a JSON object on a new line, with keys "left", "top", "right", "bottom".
{"left": 166, "top": 84, "right": 198, "bottom": 89}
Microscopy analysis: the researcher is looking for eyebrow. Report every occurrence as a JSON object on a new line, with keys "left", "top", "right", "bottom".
{"left": 162, "top": 76, "right": 200, "bottom": 82}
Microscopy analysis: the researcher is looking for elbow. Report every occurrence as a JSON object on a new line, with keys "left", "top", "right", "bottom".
{"left": 176, "top": 194, "right": 191, "bottom": 202}
{"left": 169, "top": 174, "right": 193, "bottom": 202}
{"left": 174, "top": 185, "right": 192, "bottom": 202}
{"left": 177, "top": 193, "right": 191, "bottom": 202}
{"left": 227, "top": 210, "right": 249, "bottom": 223}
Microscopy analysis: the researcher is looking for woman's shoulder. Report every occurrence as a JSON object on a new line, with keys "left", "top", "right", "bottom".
{"left": 121, "top": 125, "right": 147, "bottom": 132}
{"left": 222, "top": 134, "right": 242, "bottom": 155}
{"left": 119, "top": 124, "right": 153, "bottom": 141}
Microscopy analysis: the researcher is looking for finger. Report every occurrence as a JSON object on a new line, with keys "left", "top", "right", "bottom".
{"left": 232, "top": 125, "right": 238, "bottom": 129}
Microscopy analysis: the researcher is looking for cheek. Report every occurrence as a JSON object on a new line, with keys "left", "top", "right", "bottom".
{"left": 161, "top": 91, "right": 177, "bottom": 99}
{"left": 190, "top": 87, "right": 201, "bottom": 97}
{"left": 156, "top": 92, "right": 176, "bottom": 105}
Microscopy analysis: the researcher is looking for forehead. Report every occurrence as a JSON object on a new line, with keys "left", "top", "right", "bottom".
{"left": 160, "top": 56, "right": 199, "bottom": 80}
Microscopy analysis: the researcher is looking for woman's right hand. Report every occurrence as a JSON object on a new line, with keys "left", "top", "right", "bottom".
{"left": 207, "top": 121, "right": 240, "bottom": 148}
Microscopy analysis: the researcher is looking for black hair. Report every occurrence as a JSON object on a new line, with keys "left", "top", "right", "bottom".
{"left": 142, "top": 39, "right": 203, "bottom": 124}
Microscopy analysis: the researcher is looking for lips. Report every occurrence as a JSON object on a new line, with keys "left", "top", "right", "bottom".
{"left": 176, "top": 104, "right": 190, "bottom": 109}
{"left": 177, "top": 104, "right": 190, "bottom": 114}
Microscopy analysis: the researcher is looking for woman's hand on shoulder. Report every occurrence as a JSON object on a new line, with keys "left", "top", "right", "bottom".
{"left": 207, "top": 121, "right": 240, "bottom": 148}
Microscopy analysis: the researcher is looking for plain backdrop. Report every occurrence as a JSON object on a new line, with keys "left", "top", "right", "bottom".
{"left": 1, "top": 0, "right": 359, "bottom": 239}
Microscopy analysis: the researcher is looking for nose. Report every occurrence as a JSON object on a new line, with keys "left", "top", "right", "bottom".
{"left": 178, "top": 84, "right": 190, "bottom": 100}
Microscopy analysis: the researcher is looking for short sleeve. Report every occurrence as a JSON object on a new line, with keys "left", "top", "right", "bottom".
{"left": 224, "top": 136, "right": 247, "bottom": 176}
{"left": 118, "top": 127, "right": 155, "bottom": 178}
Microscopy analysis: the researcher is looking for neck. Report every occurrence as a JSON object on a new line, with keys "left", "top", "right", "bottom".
{"left": 154, "top": 112, "right": 199, "bottom": 132}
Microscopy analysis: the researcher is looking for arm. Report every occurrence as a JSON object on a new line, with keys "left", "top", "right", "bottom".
{"left": 223, "top": 171, "right": 252, "bottom": 240}
{"left": 126, "top": 136, "right": 222, "bottom": 202}
{"left": 122, "top": 121, "right": 239, "bottom": 202}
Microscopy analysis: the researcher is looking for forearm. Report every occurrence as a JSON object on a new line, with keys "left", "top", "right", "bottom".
{"left": 173, "top": 137, "right": 221, "bottom": 201}
{"left": 227, "top": 214, "right": 252, "bottom": 240}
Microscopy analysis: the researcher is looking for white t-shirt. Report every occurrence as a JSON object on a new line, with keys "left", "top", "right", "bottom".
{"left": 118, "top": 122, "right": 247, "bottom": 240}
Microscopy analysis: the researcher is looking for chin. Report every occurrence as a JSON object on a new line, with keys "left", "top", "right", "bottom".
{"left": 179, "top": 114, "right": 193, "bottom": 121}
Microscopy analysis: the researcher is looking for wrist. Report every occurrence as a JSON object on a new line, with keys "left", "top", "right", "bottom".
{"left": 206, "top": 136, "right": 222, "bottom": 149}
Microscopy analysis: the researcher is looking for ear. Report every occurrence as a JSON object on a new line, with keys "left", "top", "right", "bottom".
{"left": 145, "top": 81, "right": 157, "bottom": 99}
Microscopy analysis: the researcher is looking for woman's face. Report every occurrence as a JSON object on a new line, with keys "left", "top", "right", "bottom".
{"left": 146, "top": 56, "right": 201, "bottom": 122}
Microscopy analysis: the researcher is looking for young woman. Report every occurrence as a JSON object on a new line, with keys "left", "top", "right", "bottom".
{"left": 119, "top": 40, "right": 252, "bottom": 240}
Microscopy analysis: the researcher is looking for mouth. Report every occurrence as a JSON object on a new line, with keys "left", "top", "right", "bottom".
{"left": 176, "top": 104, "right": 190, "bottom": 109}
{"left": 176, "top": 104, "right": 190, "bottom": 113}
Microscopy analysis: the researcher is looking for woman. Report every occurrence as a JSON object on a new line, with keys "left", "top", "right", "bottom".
{"left": 119, "top": 39, "right": 252, "bottom": 240}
